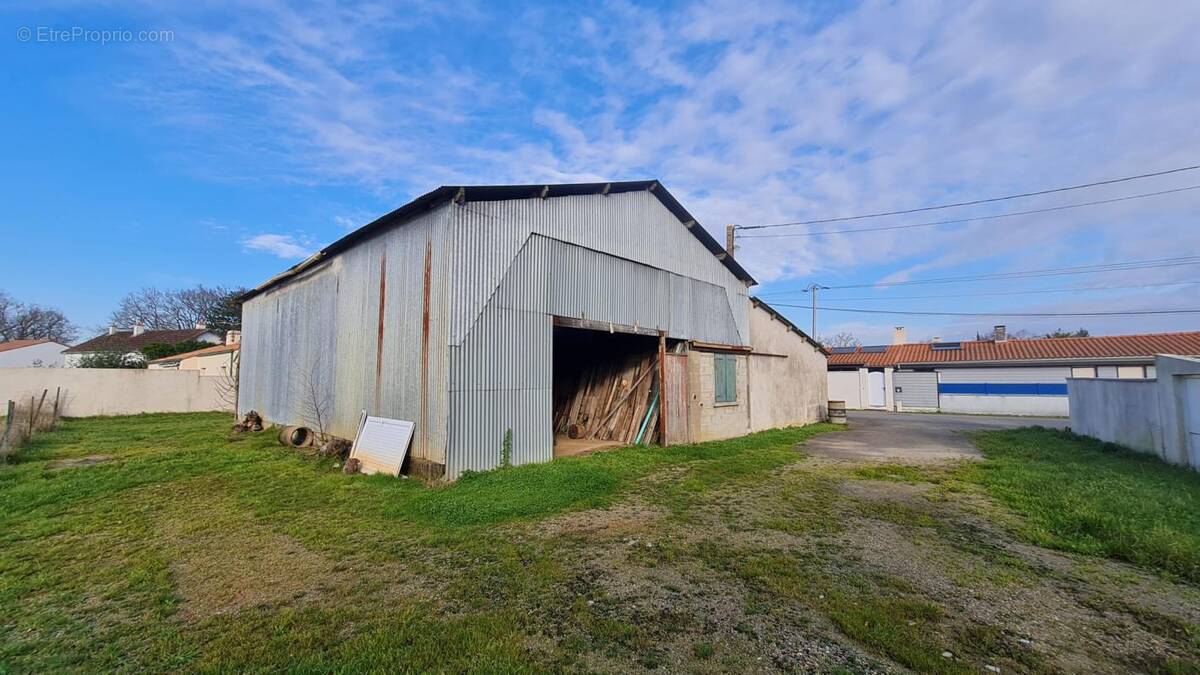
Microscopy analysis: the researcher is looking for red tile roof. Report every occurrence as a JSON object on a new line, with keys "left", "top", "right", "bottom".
{"left": 827, "top": 331, "right": 1200, "bottom": 368}
{"left": 63, "top": 329, "right": 218, "bottom": 354}
{"left": 148, "top": 343, "right": 239, "bottom": 364}
{"left": 0, "top": 339, "right": 55, "bottom": 353}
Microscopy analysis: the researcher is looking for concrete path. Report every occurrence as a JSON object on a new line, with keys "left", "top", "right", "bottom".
{"left": 806, "top": 410, "right": 1068, "bottom": 462}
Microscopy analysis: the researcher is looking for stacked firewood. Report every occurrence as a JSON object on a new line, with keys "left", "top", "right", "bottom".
{"left": 554, "top": 354, "right": 661, "bottom": 445}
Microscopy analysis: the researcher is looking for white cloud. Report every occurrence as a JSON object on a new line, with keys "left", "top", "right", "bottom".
{"left": 105, "top": 0, "right": 1200, "bottom": 337}
{"left": 241, "top": 233, "right": 313, "bottom": 259}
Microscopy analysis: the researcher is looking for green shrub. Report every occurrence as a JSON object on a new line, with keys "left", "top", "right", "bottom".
{"left": 139, "top": 340, "right": 213, "bottom": 361}
{"left": 75, "top": 351, "right": 145, "bottom": 368}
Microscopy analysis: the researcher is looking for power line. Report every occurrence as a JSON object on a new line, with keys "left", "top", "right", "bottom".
{"left": 737, "top": 185, "right": 1200, "bottom": 238}
{"left": 768, "top": 304, "right": 1200, "bottom": 318}
{"left": 754, "top": 280, "right": 1200, "bottom": 302}
{"left": 812, "top": 256, "right": 1200, "bottom": 290}
{"left": 735, "top": 162, "right": 1200, "bottom": 231}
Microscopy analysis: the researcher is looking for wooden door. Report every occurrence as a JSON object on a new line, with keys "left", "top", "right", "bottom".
{"left": 663, "top": 353, "right": 689, "bottom": 445}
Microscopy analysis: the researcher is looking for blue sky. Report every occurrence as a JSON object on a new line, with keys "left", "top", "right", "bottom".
{"left": 3, "top": 0, "right": 1199, "bottom": 343}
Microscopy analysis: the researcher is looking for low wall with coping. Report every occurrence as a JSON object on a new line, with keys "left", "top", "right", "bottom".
{"left": 1068, "top": 354, "right": 1200, "bottom": 470}
{"left": 0, "top": 368, "right": 231, "bottom": 417}
{"left": 1068, "top": 378, "right": 1161, "bottom": 455}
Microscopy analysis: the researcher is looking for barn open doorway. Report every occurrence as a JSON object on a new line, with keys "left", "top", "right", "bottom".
{"left": 551, "top": 319, "right": 668, "bottom": 458}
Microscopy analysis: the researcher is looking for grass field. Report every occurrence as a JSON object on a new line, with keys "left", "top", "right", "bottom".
{"left": 1, "top": 414, "right": 1199, "bottom": 672}
{"left": 965, "top": 427, "right": 1200, "bottom": 584}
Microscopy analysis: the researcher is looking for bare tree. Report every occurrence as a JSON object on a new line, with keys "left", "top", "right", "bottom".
{"left": 214, "top": 350, "right": 240, "bottom": 414}
{"left": 819, "top": 331, "right": 862, "bottom": 348}
{"left": 0, "top": 291, "right": 77, "bottom": 343}
{"left": 108, "top": 285, "right": 244, "bottom": 331}
{"left": 297, "top": 353, "right": 330, "bottom": 441}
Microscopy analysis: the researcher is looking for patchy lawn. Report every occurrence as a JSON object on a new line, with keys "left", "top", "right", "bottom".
{"left": 965, "top": 427, "right": 1200, "bottom": 583}
{"left": 1, "top": 415, "right": 1198, "bottom": 673}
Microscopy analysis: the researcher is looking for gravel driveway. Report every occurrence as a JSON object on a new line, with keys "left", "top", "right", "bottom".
{"left": 806, "top": 409, "right": 1068, "bottom": 462}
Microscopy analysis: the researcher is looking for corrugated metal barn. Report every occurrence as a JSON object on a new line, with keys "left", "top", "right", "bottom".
{"left": 239, "top": 181, "right": 827, "bottom": 478}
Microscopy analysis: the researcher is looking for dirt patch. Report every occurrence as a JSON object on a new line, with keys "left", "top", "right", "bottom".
{"left": 538, "top": 525, "right": 888, "bottom": 673}
{"left": 521, "top": 455, "right": 1200, "bottom": 673}
{"left": 838, "top": 478, "right": 931, "bottom": 504}
{"left": 155, "top": 482, "right": 333, "bottom": 621}
{"left": 839, "top": 493, "right": 1200, "bottom": 673}
{"left": 47, "top": 455, "right": 112, "bottom": 469}
{"left": 537, "top": 499, "right": 667, "bottom": 539}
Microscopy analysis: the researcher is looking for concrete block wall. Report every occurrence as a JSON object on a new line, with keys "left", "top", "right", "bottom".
{"left": 687, "top": 351, "right": 751, "bottom": 442}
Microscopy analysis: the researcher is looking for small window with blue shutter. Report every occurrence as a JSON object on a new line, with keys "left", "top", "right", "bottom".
{"left": 714, "top": 353, "right": 737, "bottom": 403}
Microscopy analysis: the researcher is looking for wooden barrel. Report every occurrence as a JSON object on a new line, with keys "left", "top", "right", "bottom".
{"left": 828, "top": 400, "right": 847, "bottom": 424}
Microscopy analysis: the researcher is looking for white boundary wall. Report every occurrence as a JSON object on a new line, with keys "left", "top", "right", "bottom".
{"left": 1068, "top": 355, "right": 1200, "bottom": 470}
{"left": 828, "top": 370, "right": 865, "bottom": 409}
{"left": 0, "top": 368, "right": 230, "bottom": 417}
{"left": 1067, "top": 378, "right": 1161, "bottom": 455}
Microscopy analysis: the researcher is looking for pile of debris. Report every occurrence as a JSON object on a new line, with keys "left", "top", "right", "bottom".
{"left": 234, "top": 410, "right": 353, "bottom": 464}
{"left": 553, "top": 353, "right": 662, "bottom": 445}
{"left": 232, "top": 410, "right": 263, "bottom": 433}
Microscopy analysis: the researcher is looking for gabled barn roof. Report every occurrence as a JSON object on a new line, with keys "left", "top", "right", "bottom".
{"left": 243, "top": 181, "right": 755, "bottom": 301}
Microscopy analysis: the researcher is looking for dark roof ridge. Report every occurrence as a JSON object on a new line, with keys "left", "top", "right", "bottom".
{"left": 243, "top": 180, "right": 755, "bottom": 301}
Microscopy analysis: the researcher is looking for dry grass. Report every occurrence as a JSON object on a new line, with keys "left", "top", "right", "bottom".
{"left": 0, "top": 390, "right": 62, "bottom": 462}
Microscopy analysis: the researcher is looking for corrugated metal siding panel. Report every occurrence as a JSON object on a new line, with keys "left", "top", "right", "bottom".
{"left": 444, "top": 192, "right": 749, "bottom": 478}
{"left": 239, "top": 204, "right": 453, "bottom": 463}
{"left": 447, "top": 319, "right": 553, "bottom": 473}
{"left": 894, "top": 372, "right": 938, "bottom": 409}
{"left": 446, "top": 235, "right": 745, "bottom": 477}
{"left": 448, "top": 390, "right": 553, "bottom": 474}
{"left": 449, "top": 191, "right": 749, "bottom": 346}
{"left": 239, "top": 263, "right": 339, "bottom": 431}
{"left": 936, "top": 366, "right": 1070, "bottom": 383}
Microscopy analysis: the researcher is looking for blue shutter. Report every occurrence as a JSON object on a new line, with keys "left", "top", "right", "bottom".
{"left": 715, "top": 354, "right": 737, "bottom": 403}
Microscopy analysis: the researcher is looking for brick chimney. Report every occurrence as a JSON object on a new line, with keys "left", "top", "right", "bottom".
{"left": 993, "top": 325, "right": 1007, "bottom": 342}
{"left": 132, "top": 320, "right": 145, "bottom": 337}
{"left": 107, "top": 325, "right": 117, "bottom": 336}
{"left": 892, "top": 326, "right": 907, "bottom": 345}
{"left": 225, "top": 330, "right": 241, "bottom": 346}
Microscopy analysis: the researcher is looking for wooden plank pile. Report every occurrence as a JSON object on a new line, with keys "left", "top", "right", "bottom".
{"left": 553, "top": 353, "right": 661, "bottom": 445}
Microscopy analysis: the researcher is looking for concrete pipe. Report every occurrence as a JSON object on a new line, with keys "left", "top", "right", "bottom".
{"left": 278, "top": 425, "right": 314, "bottom": 447}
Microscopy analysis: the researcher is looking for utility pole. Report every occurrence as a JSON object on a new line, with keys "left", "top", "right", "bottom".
{"left": 726, "top": 224, "right": 736, "bottom": 257}
{"left": 803, "top": 283, "right": 829, "bottom": 337}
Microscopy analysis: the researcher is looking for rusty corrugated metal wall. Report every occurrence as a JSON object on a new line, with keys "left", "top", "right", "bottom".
{"left": 241, "top": 188, "right": 749, "bottom": 478}
{"left": 239, "top": 205, "right": 453, "bottom": 465}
